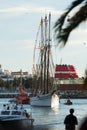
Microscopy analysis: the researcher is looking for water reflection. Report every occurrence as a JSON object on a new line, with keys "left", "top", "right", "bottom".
{"left": 1, "top": 98, "right": 87, "bottom": 130}
{"left": 51, "top": 107, "right": 59, "bottom": 114}
{"left": 0, "top": 124, "right": 60, "bottom": 130}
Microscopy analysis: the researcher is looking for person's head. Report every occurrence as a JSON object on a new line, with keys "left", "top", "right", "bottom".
{"left": 69, "top": 108, "right": 74, "bottom": 114}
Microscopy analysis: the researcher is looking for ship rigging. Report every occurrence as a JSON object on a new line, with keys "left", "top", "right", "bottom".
{"left": 30, "top": 13, "right": 59, "bottom": 107}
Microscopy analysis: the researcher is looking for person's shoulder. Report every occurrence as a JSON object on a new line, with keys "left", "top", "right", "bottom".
{"left": 65, "top": 114, "right": 70, "bottom": 118}
{"left": 73, "top": 115, "right": 77, "bottom": 118}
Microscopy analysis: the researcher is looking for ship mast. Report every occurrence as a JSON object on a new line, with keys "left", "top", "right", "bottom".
{"left": 40, "top": 18, "right": 44, "bottom": 92}
{"left": 32, "top": 13, "right": 52, "bottom": 95}
{"left": 43, "top": 15, "right": 48, "bottom": 94}
{"left": 47, "top": 13, "right": 51, "bottom": 93}
{"left": 43, "top": 13, "right": 51, "bottom": 94}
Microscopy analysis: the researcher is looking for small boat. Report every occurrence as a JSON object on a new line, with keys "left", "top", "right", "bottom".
{"left": 9, "top": 84, "right": 30, "bottom": 104}
{"left": 0, "top": 103, "right": 34, "bottom": 130}
{"left": 12, "top": 70, "right": 30, "bottom": 105}
{"left": 16, "top": 84, "right": 30, "bottom": 104}
{"left": 64, "top": 99, "right": 73, "bottom": 105}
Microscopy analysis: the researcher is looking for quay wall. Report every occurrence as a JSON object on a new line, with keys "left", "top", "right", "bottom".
{"left": 0, "top": 93, "right": 18, "bottom": 98}
{"left": 0, "top": 91, "right": 87, "bottom": 98}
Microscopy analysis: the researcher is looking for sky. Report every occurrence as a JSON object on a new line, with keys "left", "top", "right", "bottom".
{"left": 0, "top": 0, "right": 87, "bottom": 77}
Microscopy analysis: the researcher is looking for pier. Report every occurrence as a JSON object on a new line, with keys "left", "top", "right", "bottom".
{"left": 0, "top": 90, "right": 87, "bottom": 98}
{"left": 0, "top": 93, "right": 18, "bottom": 98}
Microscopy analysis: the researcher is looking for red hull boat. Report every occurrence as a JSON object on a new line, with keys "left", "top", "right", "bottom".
{"left": 16, "top": 94, "right": 30, "bottom": 104}
{"left": 9, "top": 84, "right": 30, "bottom": 104}
{"left": 16, "top": 84, "right": 30, "bottom": 104}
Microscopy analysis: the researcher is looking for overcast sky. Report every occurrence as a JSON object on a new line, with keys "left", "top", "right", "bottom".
{"left": 0, "top": 0, "right": 87, "bottom": 77}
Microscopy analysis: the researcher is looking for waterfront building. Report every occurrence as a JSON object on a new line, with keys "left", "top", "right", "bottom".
{"left": 54, "top": 64, "right": 85, "bottom": 98}
{"left": 0, "top": 64, "right": 13, "bottom": 81}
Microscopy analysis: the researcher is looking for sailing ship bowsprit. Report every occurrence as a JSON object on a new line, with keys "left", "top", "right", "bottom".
{"left": 30, "top": 13, "right": 59, "bottom": 107}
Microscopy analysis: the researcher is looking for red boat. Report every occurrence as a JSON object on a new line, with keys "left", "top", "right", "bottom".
{"left": 64, "top": 98, "right": 73, "bottom": 105}
{"left": 16, "top": 84, "right": 30, "bottom": 104}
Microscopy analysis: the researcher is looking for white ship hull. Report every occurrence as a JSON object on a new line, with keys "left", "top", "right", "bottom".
{"left": 30, "top": 93, "right": 51, "bottom": 107}
{"left": 30, "top": 93, "right": 59, "bottom": 107}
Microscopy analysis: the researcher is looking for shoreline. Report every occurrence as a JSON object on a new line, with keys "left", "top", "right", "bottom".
{"left": 0, "top": 92, "right": 87, "bottom": 98}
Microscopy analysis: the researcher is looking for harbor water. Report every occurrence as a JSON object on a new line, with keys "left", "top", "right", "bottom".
{"left": 0, "top": 98, "right": 87, "bottom": 130}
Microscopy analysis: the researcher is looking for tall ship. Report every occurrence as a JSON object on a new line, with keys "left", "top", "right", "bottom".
{"left": 54, "top": 64, "right": 84, "bottom": 98}
{"left": 30, "top": 14, "right": 59, "bottom": 107}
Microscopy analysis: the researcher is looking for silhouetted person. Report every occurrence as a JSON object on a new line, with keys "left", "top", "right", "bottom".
{"left": 64, "top": 108, "right": 78, "bottom": 130}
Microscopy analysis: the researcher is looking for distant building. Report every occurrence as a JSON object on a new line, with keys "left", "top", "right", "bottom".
{"left": 11, "top": 71, "right": 29, "bottom": 78}
{"left": 0, "top": 64, "right": 13, "bottom": 81}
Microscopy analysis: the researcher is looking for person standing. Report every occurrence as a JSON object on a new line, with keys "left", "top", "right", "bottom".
{"left": 64, "top": 108, "right": 78, "bottom": 130}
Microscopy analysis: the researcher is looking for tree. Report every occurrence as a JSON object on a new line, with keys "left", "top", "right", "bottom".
{"left": 0, "top": 79, "right": 4, "bottom": 87}
{"left": 54, "top": 0, "right": 87, "bottom": 46}
{"left": 54, "top": 0, "right": 87, "bottom": 87}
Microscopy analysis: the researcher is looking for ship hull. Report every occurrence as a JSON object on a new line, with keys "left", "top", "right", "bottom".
{"left": 30, "top": 93, "right": 51, "bottom": 107}
{"left": 30, "top": 93, "right": 59, "bottom": 107}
